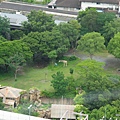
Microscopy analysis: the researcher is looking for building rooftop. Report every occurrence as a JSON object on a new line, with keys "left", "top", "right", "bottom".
{"left": 0, "top": 86, "right": 23, "bottom": 98}
{"left": 0, "top": 12, "right": 28, "bottom": 27}
{"left": 79, "top": 0, "right": 119, "bottom": 4}
{"left": 51, "top": 104, "right": 75, "bottom": 119}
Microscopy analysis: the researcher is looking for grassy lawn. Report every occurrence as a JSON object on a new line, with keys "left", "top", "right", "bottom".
{"left": 0, "top": 50, "right": 119, "bottom": 91}
{"left": 0, "top": 58, "right": 81, "bottom": 91}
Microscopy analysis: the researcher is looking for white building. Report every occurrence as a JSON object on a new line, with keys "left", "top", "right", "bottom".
{"left": 48, "top": 0, "right": 120, "bottom": 13}
{"left": 80, "top": 0, "right": 120, "bottom": 13}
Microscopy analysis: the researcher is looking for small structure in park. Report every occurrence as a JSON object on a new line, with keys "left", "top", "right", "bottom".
{"left": 59, "top": 60, "right": 67, "bottom": 67}
{"left": 0, "top": 86, "right": 23, "bottom": 107}
{"left": 51, "top": 104, "right": 88, "bottom": 120}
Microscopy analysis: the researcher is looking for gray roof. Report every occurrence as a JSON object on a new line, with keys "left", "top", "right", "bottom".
{"left": 51, "top": 104, "right": 75, "bottom": 119}
{"left": 79, "top": 0, "right": 119, "bottom": 4}
{"left": 0, "top": 12, "right": 28, "bottom": 27}
{"left": 54, "top": 0, "right": 119, "bottom": 8}
{"left": 55, "top": 0, "right": 80, "bottom": 8}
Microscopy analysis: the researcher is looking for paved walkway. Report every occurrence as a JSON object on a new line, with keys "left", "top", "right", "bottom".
{"left": 65, "top": 50, "right": 120, "bottom": 70}
{"left": 0, "top": 110, "right": 50, "bottom": 120}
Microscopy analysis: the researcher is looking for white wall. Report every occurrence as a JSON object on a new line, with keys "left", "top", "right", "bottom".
{"left": 81, "top": 2, "right": 118, "bottom": 11}
{"left": 56, "top": 7, "right": 79, "bottom": 12}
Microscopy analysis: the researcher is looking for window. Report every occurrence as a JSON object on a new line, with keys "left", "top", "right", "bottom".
{"left": 96, "top": 2, "right": 100, "bottom": 4}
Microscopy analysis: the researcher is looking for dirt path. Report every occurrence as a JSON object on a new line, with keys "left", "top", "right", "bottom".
{"left": 65, "top": 51, "right": 120, "bottom": 70}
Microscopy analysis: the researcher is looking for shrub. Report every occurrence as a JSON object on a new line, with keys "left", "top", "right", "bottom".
{"left": 69, "top": 55, "right": 77, "bottom": 61}
{"left": 70, "top": 68, "right": 74, "bottom": 74}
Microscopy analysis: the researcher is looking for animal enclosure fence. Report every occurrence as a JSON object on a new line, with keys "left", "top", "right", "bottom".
{"left": 40, "top": 97, "right": 74, "bottom": 105}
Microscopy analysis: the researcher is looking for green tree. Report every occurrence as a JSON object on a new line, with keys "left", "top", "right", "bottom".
{"left": 22, "top": 31, "right": 69, "bottom": 64}
{"left": 75, "top": 60, "right": 114, "bottom": 110}
{"left": 0, "top": 36, "right": 7, "bottom": 43}
{"left": 77, "top": 32, "right": 106, "bottom": 59}
{"left": 89, "top": 100, "right": 120, "bottom": 120}
{"left": 10, "top": 30, "right": 24, "bottom": 40}
{"left": 103, "top": 18, "right": 120, "bottom": 46}
{"left": 55, "top": 20, "right": 80, "bottom": 49}
{"left": 0, "top": 16, "right": 10, "bottom": 39}
{"left": 0, "top": 40, "right": 32, "bottom": 72}
{"left": 7, "top": 53, "right": 26, "bottom": 80}
{"left": 66, "top": 76, "right": 76, "bottom": 97}
{"left": 77, "top": 8, "right": 116, "bottom": 35}
{"left": 51, "top": 71, "right": 68, "bottom": 96}
{"left": 22, "top": 10, "right": 56, "bottom": 34}
{"left": 107, "top": 32, "right": 120, "bottom": 58}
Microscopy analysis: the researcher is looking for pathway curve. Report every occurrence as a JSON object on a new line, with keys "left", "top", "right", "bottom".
{"left": 65, "top": 51, "right": 120, "bottom": 70}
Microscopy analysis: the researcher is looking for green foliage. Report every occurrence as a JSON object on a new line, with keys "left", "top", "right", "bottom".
{"left": 74, "top": 91, "right": 85, "bottom": 105}
{"left": 55, "top": 20, "right": 80, "bottom": 48}
{"left": 69, "top": 68, "right": 74, "bottom": 74}
{"left": 74, "top": 104, "right": 89, "bottom": 113}
{"left": 22, "top": 10, "right": 55, "bottom": 34}
{"left": 107, "top": 32, "right": 120, "bottom": 58}
{"left": 0, "top": 16, "right": 10, "bottom": 39}
{"left": 0, "top": 36, "right": 7, "bottom": 43}
{"left": 51, "top": 71, "right": 68, "bottom": 96}
{"left": 89, "top": 100, "right": 120, "bottom": 120}
{"left": 77, "top": 8, "right": 116, "bottom": 35}
{"left": 0, "top": 40, "right": 32, "bottom": 72}
{"left": 22, "top": 31, "right": 69, "bottom": 64}
{"left": 75, "top": 60, "right": 117, "bottom": 110}
{"left": 69, "top": 55, "right": 77, "bottom": 61}
{"left": 77, "top": 32, "right": 106, "bottom": 59}
{"left": 13, "top": 99, "right": 39, "bottom": 116}
{"left": 41, "top": 89, "right": 55, "bottom": 98}
{"left": 102, "top": 18, "right": 120, "bottom": 46}
{"left": 10, "top": 30, "right": 24, "bottom": 40}
{"left": 0, "top": 98, "right": 4, "bottom": 110}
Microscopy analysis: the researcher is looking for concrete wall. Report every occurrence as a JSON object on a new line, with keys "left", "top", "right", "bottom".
{"left": 81, "top": 2, "right": 118, "bottom": 11}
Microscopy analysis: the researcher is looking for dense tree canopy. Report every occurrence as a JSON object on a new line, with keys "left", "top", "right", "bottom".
{"left": 107, "top": 32, "right": 120, "bottom": 58}
{"left": 103, "top": 18, "right": 120, "bottom": 45}
{"left": 77, "top": 32, "right": 106, "bottom": 59}
{"left": 77, "top": 8, "right": 116, "bottom": 35}
{"left": 22, "top": 31, "right": 69, "bottom": 64}
{"left": 54, "top": 20, "right": 80, "bottom": 48}
{"left": 0, "top": 40, "right": 32, "bottom": 72}
{"left": 74, "top": 59, "right": 120, "bottom": 110}
{"left": 0, "top": 16, "right": 10, "bottom": 39}
{"left": 22, "top": 10, "right": 56, "bottom": 34}
{"left": 10, "top": 30, "right": 24, "bottom": 40}
{"left": 51, "top": 71, "right": 68, "bottom": 96}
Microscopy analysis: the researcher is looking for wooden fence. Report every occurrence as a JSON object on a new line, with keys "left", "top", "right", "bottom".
{"left": 40, "top": 97, "right": 74, "bottom": 105}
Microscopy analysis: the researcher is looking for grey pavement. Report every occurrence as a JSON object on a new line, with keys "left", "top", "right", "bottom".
{"left": 0, "top": 110, "right": 50, "bottom": 120}
{"left": 0, "top": 1, "right": 78, "bottom": 15}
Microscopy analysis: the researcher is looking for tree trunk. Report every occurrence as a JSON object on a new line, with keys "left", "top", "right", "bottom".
{"left": 90, "top": 54, "right": 93, "bottom": 60}
{"left": 14, "top": 69, "right": 17, "bottom": 81}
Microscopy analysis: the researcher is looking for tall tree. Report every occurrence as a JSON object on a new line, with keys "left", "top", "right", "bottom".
{"left": 103, "top": 18, "right": 120, "bottom": 46}
{"left": 51, "top": 71, "right": 68, "bottom": 96}
{"left": 0, "top": 40, "right": 32, "bottom": 72}
{"left": 107, "top": 32, "right": 120, "bottom": 58}
{"left": 77, "top": 32, "right": 106, "bottom": 59}
{"left": 0, "top": 16, "right": 10, "bottom": 39}
{"left": 55, "top": 20, "right": 80, "bottom": 49}
{"left": 75, "top": 60, "right": 114, "bottom": 110}
{"left": 10, "top": 30, "right": 24, "bottom": 40}
{"left": 77, "top": 8, "right": 116, "bottom": 35}
{"left": 22, "top": 31, "right": 69, "bottom": 64}
{"left": 22, "top": 10, "right": 56, "bottom": 34}
{"left": 7, "top": 53, "right": 26, "bottom": 80}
